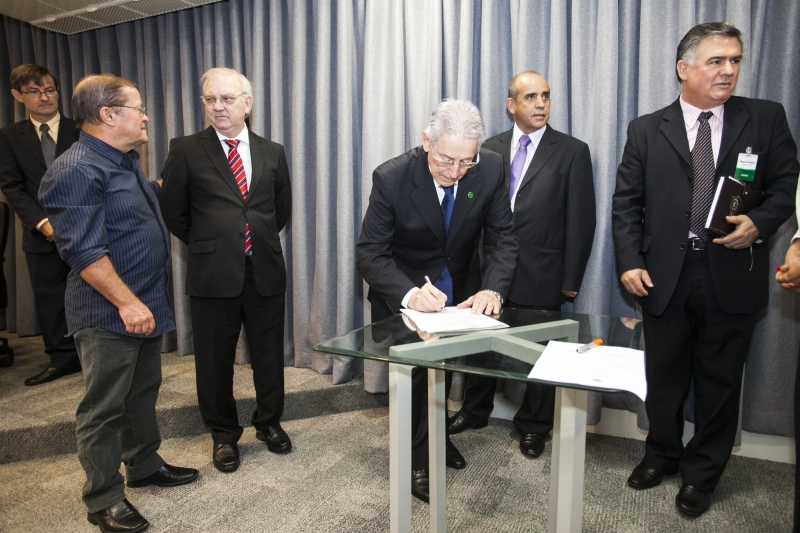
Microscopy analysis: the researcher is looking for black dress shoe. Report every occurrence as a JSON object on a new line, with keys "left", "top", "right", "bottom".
{"left": 256, "top": 424, "right": 292, "bottom": 454}
{"left": 627, "top": 461, "right": 678, "bottom": 490}
{"left": 24, "top": 365, "right": 81, "bottom": 386}
{"left": 676, "top": 484, "right": 711, "bottom": 516}
{"left": 411, "top": 469, "right": 429, "bottom": 503}
{"left": 87, "top": 499, "right": 149, "bottom": 533}
{"left": 519, "top": 433, "right": 546, "bottom": 457}
{"left": 445, "top": 440, "right": 466, "bottom": 469}
{"left": 127, "top": 463, "right": 199, "bottom": 487}
{"left": 213, "top": 443, "right": 240, "bottom": 472}
{"left": 447, "top": 413, "right": 487, "bottom": 435}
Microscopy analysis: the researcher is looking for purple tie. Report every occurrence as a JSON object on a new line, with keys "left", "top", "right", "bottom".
{"left": 509, "top": 134, "right": 531, "bottom": 201}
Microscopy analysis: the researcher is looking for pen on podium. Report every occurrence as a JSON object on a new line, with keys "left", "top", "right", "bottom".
{"left": 576, "top": 339, "right": 603, "bottom": 353}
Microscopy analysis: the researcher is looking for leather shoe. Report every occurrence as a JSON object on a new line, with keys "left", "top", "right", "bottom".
{"left": 24, "top": 365, "right": 81, "bottom": 386}
{"left": 675, "top": 484, "right": 711, "bottom": 516}
{"left": 411, "top": 469, "right": 429, "bottom": 503}
{"left": 627, "top": 461, "right": 678, "bottom": 490}
{"left": 127, "top": 463, "right": 199, "bottom": 488}
{"left": 519, "top": 433, "right": 546, "bottom": 457}
{"left": 256, "top": 424, "right": 292, "bottom": 454}
{"left": 87, "top": 499, "right": 149, "bottom": 533}
{"left": 447, "top": 413, "right": 486, "bottom": 434}
{"left": 212, "top": 443, "right": 239, "bottom": 472}
{"left": 445, "top": 440, "right": 466, "bottom": 469}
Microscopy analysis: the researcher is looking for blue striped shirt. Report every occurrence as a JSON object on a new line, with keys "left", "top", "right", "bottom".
{"left": 39, "top": 132, "right": 175, "bottom": 337}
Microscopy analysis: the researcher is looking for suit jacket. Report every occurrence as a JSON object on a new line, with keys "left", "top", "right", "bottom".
{"left": 483, "top": 126, "right": 596, "bottom": 306}
{"left": 356, "top": 146, "right": 518, "bottom": 313}
{"left": 612, "top": 96, "right": 799, "bottom": 316}
{"left": 0, "top": 115, "right": 80, "bottom": 253}
{"left": 159, "top": 126, "right": 292, "bottom": 298}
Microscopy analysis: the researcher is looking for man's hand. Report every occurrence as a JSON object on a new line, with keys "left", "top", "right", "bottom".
{"left": 561, "top": 290, "right": 577, "bottom": 298}
{"left": 712, "top": 215, "right": 760, "bottom": 249}
{"left": 408, "top": 283, "right": 447, "bottom": 312}
{"left": 620, "top": 269, "right": 653, "bottom": 297}
{"left": 457, "top": 290, "right": 502, "bottom": 315}
{"left": 119, "top": 301, "right": 156, "bottom": 335}
{"left": 776, "top": 240, "right": 800, "bottom": 293}
{"left": 39, "top": 221, "right": 54, "bottom": 242}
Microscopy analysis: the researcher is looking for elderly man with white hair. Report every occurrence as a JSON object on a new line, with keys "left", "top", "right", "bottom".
{"left": 356, "top": 98, "right": 518, "bottom": 502}
{"left": 160, "top": 67, "right": 292, "bottom": 473}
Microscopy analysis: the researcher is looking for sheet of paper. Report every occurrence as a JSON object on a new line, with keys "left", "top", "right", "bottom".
{"left": 527, "top": 340, "right": 647, "bottom": 400}
{"left": 400, "top": 307, "right": 509, "bottom": 333}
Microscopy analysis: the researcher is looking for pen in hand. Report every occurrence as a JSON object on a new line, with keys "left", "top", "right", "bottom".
{"left": 424, "top": 275, "right": 446, "bottom": 311}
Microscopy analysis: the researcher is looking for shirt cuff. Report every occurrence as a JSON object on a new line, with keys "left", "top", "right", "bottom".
{"left": 401, "top": 287, "right": 419, "bottom": 308}
{"left": 35, "top": 218, "right": 49, "bottom": 231}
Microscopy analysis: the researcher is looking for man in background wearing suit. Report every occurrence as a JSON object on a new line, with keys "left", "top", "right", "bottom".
{"left": 613, "top": 22, "right": 798, "bottom": 516}
{"left": 356, "top": 99, "right": 518, "bottom": 502}
{"left": 160, "top": 68, "right": 292, "bottom": 473}
{"left": 0, "top": 64, "right": 81, "bottom": 386}
{"left": 448, "top": 72, "right": 596, "bottom": 458}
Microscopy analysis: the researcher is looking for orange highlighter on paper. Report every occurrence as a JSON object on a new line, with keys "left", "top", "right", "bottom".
{"left": 576, "top": 339, "right": 603, "bottom": 353}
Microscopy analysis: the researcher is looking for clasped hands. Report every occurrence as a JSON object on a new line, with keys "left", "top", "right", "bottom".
{"left": 408, "top": 282, "right": 502, "bottom": 315}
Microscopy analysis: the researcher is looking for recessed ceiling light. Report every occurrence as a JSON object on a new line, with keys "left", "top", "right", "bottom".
{"left": 87, "top": 7, "right": 98, "bottom": 12}
{"left": 45, "top": 17, "right": 56, "bottom": 22}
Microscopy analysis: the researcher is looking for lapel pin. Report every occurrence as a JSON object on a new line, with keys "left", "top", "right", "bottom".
{"left": 467, "top": 191, "right": 473, "bottom": 198}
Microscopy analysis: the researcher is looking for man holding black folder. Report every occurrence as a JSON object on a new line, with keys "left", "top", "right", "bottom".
{"left": 612, "top": 22, "right": 798, "bottom": 516}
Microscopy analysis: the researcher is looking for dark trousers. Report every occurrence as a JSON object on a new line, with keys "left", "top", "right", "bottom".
{"left": 74, "top": 328, "right": 164, "bottom": 512}
{"left": 641, "top": 250, "right": 755, "bottom": 493}
{"left": 459, "top": 301, "right": 558, "bottom": 436}
{"left": 191, "top": 261, "right": 286, "bottom": 445}
{"left": 25, "top": 249, "right": 79, "bottom": 369}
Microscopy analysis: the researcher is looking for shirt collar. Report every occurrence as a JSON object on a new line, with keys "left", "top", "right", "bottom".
{"left": 679, "top": 95, "right": 725, "bottom": 129}
{"left": 511, "top": 122, "right": 547, "bottom": 150}
{"left": 216, "top": 123, "right": 250, "bottom": 145}
{"left": 29, "top": 111, "right": 60, "bottom": 133}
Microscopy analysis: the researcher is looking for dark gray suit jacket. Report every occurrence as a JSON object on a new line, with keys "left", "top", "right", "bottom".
{"left": 159, "top": 126, "right": 292, "bottom": 298}
{"left": 356, "top": 146, "right": 518, "bottom": 314}
{"left": 612, "top": 96, "right": 799, "bottom": 316}
{"left": 484, "top": 126, "right": 596, "bottom": 306}
{"left": 0, "top": 116, "right": 80, "bottom": 253}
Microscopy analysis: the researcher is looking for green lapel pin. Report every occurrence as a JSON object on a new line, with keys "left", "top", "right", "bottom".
{"left": 467, "top": 191, "right": 473, "bottom": 199}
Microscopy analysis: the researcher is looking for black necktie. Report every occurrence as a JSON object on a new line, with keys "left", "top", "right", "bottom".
{"left": 40, "top": 123, "right": 56, "bottom": 168}
{"left": 689, "top": 111, "right": 716, "bottom": 240}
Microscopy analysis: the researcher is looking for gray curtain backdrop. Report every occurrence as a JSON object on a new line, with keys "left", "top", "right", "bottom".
{"left": 1, "top": 0, "right": 798, "bottom": 437}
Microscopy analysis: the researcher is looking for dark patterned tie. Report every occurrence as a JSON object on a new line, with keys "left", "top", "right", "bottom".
{"left": 40, "top": 123, "right": 56, "bottom": 168}
{"left": 689, "top": 111, "right": 716, "bottom": 240}
{"left": 434, "top": 185, "right": 455, "bottom": 305}
{"left": 509, "top": 134, "right": 530, "bottom": 201}
{"left": 224, "top": 140, "right": 252, "bottom": 255}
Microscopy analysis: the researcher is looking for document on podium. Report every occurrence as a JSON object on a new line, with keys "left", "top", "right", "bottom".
{"left": 400, "top": 307, "right": 509, "bottom": 334}
{"left": 528, "top": 340, "right": 647, "bottom": 400}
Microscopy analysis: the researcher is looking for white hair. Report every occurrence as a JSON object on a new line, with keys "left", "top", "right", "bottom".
{"left": 200, "top": 67, "right": 253, "bottom": 96}
{"left": 424, "top": 98, "right": 486, "bottom": 149}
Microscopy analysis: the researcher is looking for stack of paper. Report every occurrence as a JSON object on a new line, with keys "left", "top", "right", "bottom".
{"left": 527, "top": 340, "right": 647, "bottom": 400}
{"left": 400, "top": 307, "right": 509, "bottom": 334}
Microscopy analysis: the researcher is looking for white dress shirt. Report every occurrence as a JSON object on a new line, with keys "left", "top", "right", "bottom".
{"left": 216, "top": 124, "right": 253, "bottom": 188}
{"left": 509, "top": 123, "right": 546, "bottom": 212}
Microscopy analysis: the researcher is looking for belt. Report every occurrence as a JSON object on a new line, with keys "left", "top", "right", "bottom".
{"left": 688, "top": 238, "right": 707, "bottom": 250}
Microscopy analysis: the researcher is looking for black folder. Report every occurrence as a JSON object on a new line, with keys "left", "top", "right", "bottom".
{"left": 704, "top": 176, "right": 765, "bottom": 237}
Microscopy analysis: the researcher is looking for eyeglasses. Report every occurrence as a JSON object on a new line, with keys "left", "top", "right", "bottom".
{"left": 116, "top": 105, "right": 147, "bottom": 116}
{"left": 431, "top": 151, "right": 480, "bottom": 169}
{"left": 201, "top": 93, "right": 246, "bottom": 106}
{"left": 19, "top": 88, "right": 57, "bottom": 97}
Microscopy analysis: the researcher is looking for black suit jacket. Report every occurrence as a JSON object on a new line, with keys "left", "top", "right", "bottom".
{"left": 483, "top": 126, "right": 596, "bottom": 306}
{"left": 356, "top": 146, "right": 518, "bottom": 313}
{"left": 612, "top": 96, "right": 799, "bottom": 316}
{"left": 159, "top": 126, "right": 292, "bottom": 298}
{"left": 0, "top": 116, "right": 80, "bottom": 253}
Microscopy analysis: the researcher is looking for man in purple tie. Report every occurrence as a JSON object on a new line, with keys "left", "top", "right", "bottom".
{"left": 448, "top": 72, "right": 596, "bottom": 458}
{"left": 159, "top": 68, "right": 292, "bottom": 473}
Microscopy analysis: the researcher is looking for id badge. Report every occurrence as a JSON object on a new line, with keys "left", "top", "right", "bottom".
{"left": 734, "top": 148, "right": 757, "bottom": 182}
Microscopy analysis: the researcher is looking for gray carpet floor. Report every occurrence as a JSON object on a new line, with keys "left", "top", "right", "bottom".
{"left": 0, "top": 332, "right": 795, "bottom": 532}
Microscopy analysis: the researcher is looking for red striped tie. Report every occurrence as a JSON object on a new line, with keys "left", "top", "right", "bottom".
{"left": 225, "top": 140, "right": 251, "bottom": 255}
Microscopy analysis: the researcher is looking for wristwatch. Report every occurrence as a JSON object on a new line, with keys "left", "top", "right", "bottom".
{"left": 484, "top": 289, "right": 504, "bottom": 305}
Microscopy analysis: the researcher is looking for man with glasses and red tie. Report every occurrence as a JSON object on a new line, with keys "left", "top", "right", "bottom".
{"left": 356, "top": 98, "right": 518, "bottom": 502}
{"left": 160, "top": 67, "right": 292, "bottom": 473}
{"left": 0, "top": 64, "right": 82, "bottom": 386}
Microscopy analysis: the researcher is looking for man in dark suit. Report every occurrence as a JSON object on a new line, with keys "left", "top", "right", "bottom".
{"left": 356, "top": 99, "right": 518, "bottom": 503}
{"left": 448, "top": 72, "right": 596, "bottom": 458}
{"left": 0, "top": 64, "right": 81, "bottom": 386}
{"left": 160, "top": 67, "right": 292, "bottom": 473}
{"left": 612, "top": 22, "right": 799, "bottom": 516}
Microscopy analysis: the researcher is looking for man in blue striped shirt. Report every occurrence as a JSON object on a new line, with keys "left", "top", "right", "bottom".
{"left": 39, "top": 74, "right": 197, "bottom": 533}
